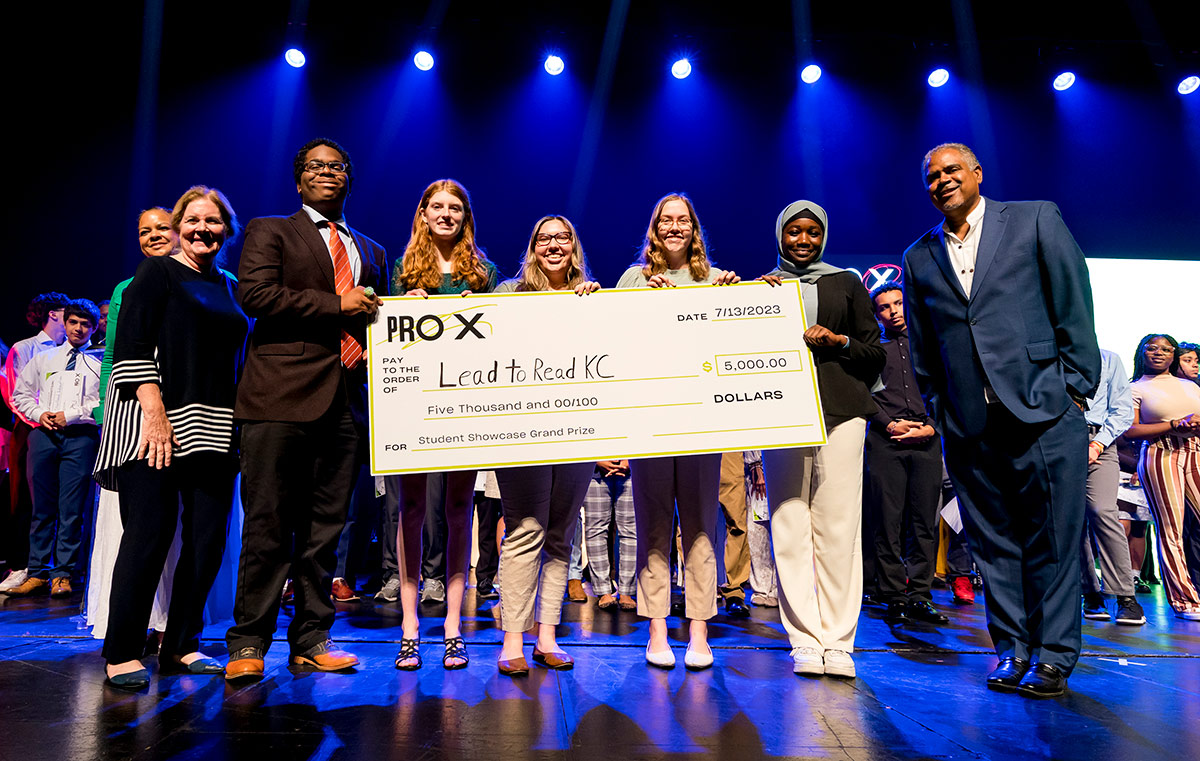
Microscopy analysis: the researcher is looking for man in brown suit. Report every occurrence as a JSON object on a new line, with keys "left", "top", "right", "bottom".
{"left": 225, "top": 138, "right": 385, "bottom": 680}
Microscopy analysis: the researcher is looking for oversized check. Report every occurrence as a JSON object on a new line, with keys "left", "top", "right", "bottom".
{"left": 367, "top": 280, "right": 827, "bottom": 474}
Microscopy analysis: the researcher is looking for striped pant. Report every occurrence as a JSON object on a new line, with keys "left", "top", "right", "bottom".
{"left": 582, "top": 472, "right": 637, "bottom": 597}
{"left": 1139, "top": 438, "right": 1200, "bottom": 614}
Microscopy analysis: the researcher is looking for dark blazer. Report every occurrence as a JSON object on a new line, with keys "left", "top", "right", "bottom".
{"left": 902, "top": 198, "right": 1100, "bottom": 439}
{"left": 810, "top": 271, "right": 886, "bottom": 427}
{"left": 235, "top": 211, "right": 387, "bottom": 424}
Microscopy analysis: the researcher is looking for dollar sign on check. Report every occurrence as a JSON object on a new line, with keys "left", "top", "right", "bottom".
{"left": 702, "top": 361, "right": 712, "bottom": 372}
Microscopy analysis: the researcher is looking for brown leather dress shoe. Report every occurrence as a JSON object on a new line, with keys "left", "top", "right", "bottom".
{"left": 225, "top": 646, "right": 265, "bottom": 682}
{"left": 532, "top": 646, "right": 574, "bottom": 670}
{"left": 292, "top": 639, "right": 358, "bottom": 671}
{"left": 498, "top": 655, "right": 530, "bottom": 676}
{"left": 7, "top": 577, "right": 48, "bottom": 596}
{"left": 50, "top": 577, "right": 73, "bottom": 597}
{"left": 331, "top": 578, "right": 360, "bottom": 602}
{"left": 566, "top": 579, "right": 587, "bottom": 602}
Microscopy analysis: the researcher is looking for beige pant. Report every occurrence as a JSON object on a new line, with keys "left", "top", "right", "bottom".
{"left": 719, "top": 451, "right": 750, "bottom": 599}
{"left": 494, "top": 463, "right": 593, "bottom": 632}
{"left": 765, "top": 418, "right": 866, "bottom": 652}
{"left": 632, "top": 454, "right": 722, "bottom": 620}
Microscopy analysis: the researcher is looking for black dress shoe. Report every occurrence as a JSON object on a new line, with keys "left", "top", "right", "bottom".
{"left": 986, "top": 657, "right": 1030, "bottom": 692}
{"left": 886, "top": 600, "right": 909, "bottom": 621}
{"left": 1017, "top": 663, "right": 1068, "bottom": 698}
{"left": 725, "top": 597, "right": 750, "bottom": 619}
{"left": 905, "top": 600, "right": 949, "bottom": 624}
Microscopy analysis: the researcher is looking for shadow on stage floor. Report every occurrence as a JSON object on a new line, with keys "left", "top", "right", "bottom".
{"left": 1, "top": 582, "right": 1197, "bottom": 760}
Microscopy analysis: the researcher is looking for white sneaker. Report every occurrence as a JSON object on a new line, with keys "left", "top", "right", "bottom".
{"left": 375, "top": 578, "right": 401, "bottom": 602}
{"left": 792, "top": 646, "right": 824, "bottom": 676}
{"left": 420, "top": 578, "right": 445, "bottom": 603}
{"left": 823, "top": 649, "right": 856, "bottom": 678}
{"left": 1176, "top": 610, "right": 1200, "bottom": 621}
{"left": 750, "top": 592, "right": 779, "bottom": 608}
{"left": 0, "top": 569, "right": 29, "bottom": 594}
{"left": 645, "top": 643, "right": 676, "bottom": 669}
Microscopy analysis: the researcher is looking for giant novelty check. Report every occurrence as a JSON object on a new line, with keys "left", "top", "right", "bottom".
{"left": 367, "top": 280, "right": 826, "bottom": 474}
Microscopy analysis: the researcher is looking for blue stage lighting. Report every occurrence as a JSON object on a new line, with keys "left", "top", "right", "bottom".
{"left": 800, "top": 64, "right": 822, "bottom": 84}
{"left": 414, "top": 50, "right": 434, "bottom": 71}
{"left": 927, "top": 68, "right": 949, "bottom": 88}
{"left": 1053, "top": 72, "right": 1076, "bottom": 91}
{"left": 671, "top": 58, "right": 692, "bottom": 80}
{"left": 284, "top": 48, "right": 306, "bottom": 68}
{"left": 544, "top": 55, "right": 564, "bottom": 76}
{"left": 1180, "top": 76, "right": 1199, "bottom": 95}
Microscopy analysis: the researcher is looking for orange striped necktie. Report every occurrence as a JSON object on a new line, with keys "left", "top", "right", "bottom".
{"left": 323, "top": 220, "right": 364, "bottom": 369}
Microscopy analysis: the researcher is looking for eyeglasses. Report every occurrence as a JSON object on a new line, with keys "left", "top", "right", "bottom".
{"left": 657, "top": 216, "right": 693, "bottom": 230}
{"left": 303, "top": 160, "right": 348, "bottom": 174}
{"left": 1144, "top": 345, "right": 1175, "bottom": 355}
{"left": 534, "top": 232, "right": 574, "bottom": 246}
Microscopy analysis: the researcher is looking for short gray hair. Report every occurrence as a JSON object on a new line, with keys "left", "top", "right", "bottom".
{"left": 922, "top": 142, "right": 980, "bottom": 177}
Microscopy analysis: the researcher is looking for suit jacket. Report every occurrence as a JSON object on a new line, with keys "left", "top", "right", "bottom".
{"left": 235, "top": 211, "right": 387, "bottom": 424}
{"left": 902, "top": 198, "right": 1100, "bottom": 439}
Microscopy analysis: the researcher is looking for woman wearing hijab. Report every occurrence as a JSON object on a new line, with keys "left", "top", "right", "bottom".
{"left": 760, "top": 200, "right": 884, "bottom": 679}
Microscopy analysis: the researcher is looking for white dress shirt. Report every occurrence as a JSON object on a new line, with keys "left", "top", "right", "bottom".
{"left": 941, "top": 197, "right": 987, "bottom": 296}
{"left": 302, "top": 204, "right": 361, "bottom": 283}
{"left": 3, "top": 330, "right": 63, "bottom": 427}
{"left": 12, "top": 341, "right": 102, "bottom": 427}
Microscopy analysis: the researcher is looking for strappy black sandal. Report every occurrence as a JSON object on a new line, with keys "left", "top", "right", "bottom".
{"left": 394, "top": 638, "right": 421, "bottom": 670}
{"left": 443, "top": 636, "right": 469, "bottom": 670}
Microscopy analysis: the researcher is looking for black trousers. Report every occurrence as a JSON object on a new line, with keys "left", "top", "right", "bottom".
{"left": 227, "top": 404, "right": 360, "bottom": 654}
{"left": 422, "top": 473, "right": 447, "bottom": 581}
{"left": 474, "top": 494, "right": 502, "bottom": 588}
{"left": 102, "top": 453, "right": 235, "bottom": 664}
{"left": 944, "top": 402, "right": 1087, "bottom": 674}
{"left": 864, "top": 427, "right": 944, "bottom": 602}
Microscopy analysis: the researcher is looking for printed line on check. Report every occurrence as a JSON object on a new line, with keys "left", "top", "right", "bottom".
{"left": 424, "top": 374, "right": 700, "bottom": 392}
{"left": 425, "top": 401, "right": 701, "bottom": 421}
{"left": 654, "top": 424, "right": 814, "bottom": 437}
{"left": 415, "top": 436, "right": 628, "bottom": 452}
{"left": 711, "top": 315, "right": 788, "bottom": 322}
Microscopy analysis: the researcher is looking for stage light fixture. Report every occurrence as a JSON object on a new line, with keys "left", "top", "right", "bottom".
{"left": 1180, "top": 76, "right": 1199, "bottom": 95}
{"left": 414, "top": 50, "right": 435, "bottom": 71}
{"left": 284, "top": 48, "right": 306, "bottom": 68}
{"left": 800, "top": 64, "right": 822, "bottom": 84}
{"left": 927, "top": 68, "right": 949, "bottom": 88}
{"left": 544, "top": 55, "right": 564, "bottom": 76}
{"left": 1052, "top": 72, "right": 1076, "bottom": 91}
{"left": 671, "top": 58, "right": 692, "bottom": 80}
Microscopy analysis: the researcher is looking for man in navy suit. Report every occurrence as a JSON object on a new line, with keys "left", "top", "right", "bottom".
{"left": 902, "top": 143, "right": 1100, "bottom": 698}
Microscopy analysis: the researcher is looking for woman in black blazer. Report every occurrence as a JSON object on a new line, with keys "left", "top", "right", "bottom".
{"left": 759, "top": 200, "right": 884, "bottom": 680}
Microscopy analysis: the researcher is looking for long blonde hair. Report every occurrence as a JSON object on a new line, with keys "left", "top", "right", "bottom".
{"left": 515, "top": 216, "right": 592, "bottom": 292}
{"left": 638, "top": 193, "right": 710, "bottom": 282}
{"left": 394, "top": 179, "right": 491, "bottom": 292}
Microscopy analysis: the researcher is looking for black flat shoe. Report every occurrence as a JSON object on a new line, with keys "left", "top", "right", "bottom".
{"left": 986, "top": 657, "right": 1030, "bottom": 692}
{"left": 905, "top": 600, "right": 949, "bottom": 624}
{"left": 725, "top": 597, "right": 750, "bottom": 619}
{"left": 160, "top": 653, "right": 224, "bottom": 675}
{"left": 104, "top": 667, "right": 150, "bottom": 690}
{"left": 1017, "top": 663, "right": 1068, "bottom": 698}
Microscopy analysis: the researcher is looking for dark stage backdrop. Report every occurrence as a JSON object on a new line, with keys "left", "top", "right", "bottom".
{"left": 6, "top": 2, "right": 1198, "bottom": 346}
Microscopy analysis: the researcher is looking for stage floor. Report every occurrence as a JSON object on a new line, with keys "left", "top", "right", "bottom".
{"left": 1, "top": 582, "right": 1196, "bottom": 761}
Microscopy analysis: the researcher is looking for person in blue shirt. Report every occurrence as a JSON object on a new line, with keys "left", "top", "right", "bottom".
{"left": 1079, "top": 349, "right": 1141, "bottom": 625}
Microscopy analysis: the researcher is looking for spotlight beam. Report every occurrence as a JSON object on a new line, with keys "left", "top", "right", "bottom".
{"left": 566, "top": 0, "right": 630, "bottom": 217}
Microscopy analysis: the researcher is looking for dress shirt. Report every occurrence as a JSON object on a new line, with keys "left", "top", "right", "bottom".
{"left": 1084, "top": 349, "right": 1134, "bottom": 448}
{"left": 12, "top": 341, "right": 102, "bottom": 427}
{"left": 3, "top": 330, "right": 62, "bottom": 427}
{"left": 302, "top": 204, "right": 361, "bottom": 283}
{"left": 940, "top": 197, "right": 987, "bottom": 296}
{"left": 870, "top": 330, "right": 934, "bottom": 432}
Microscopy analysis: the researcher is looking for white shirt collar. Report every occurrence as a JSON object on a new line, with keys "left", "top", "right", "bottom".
{"left": 301, "top": 204, "right": 348, "bottom": 231}
{"left": 942, "top": 196, "right": 986, "bottom": 242}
